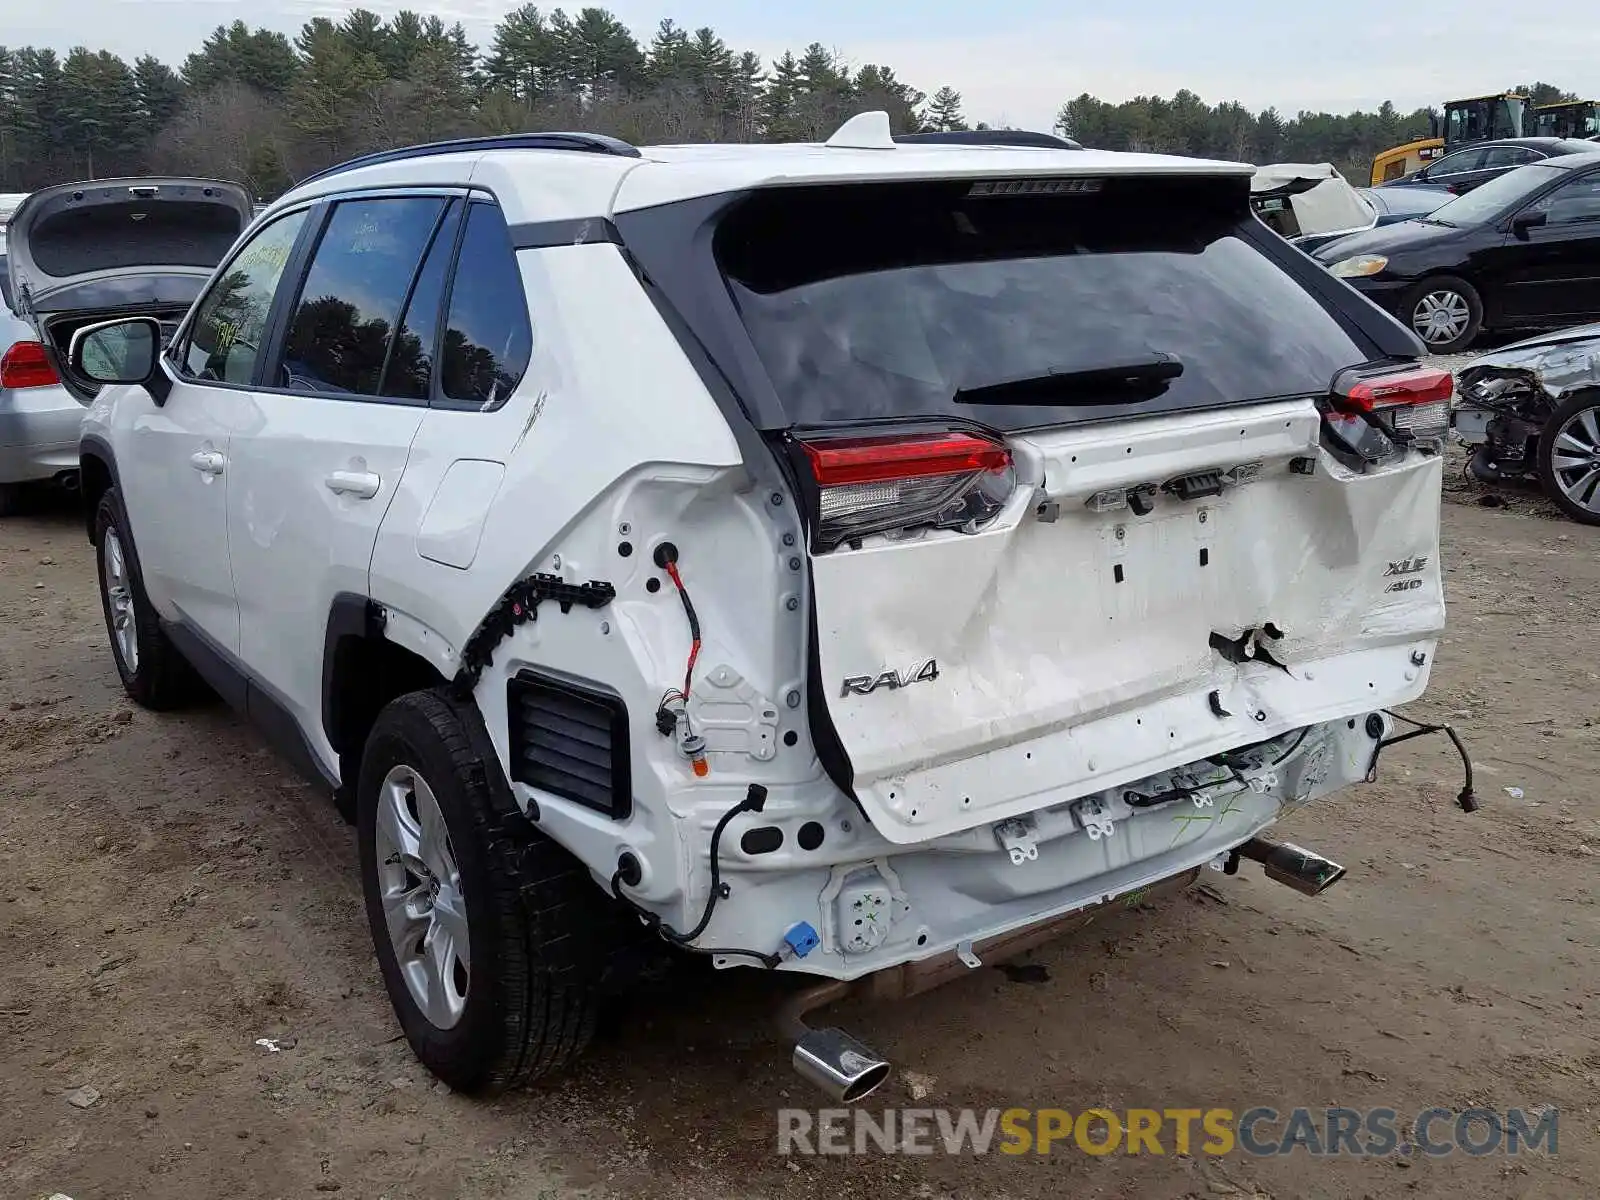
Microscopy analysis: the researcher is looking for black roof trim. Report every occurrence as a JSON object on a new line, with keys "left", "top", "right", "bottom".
{"left": 507, "top": 216, "right": 623, "bottom": 250}
{"left": 893, "top": 130, "right": 1083, "bottom": 150}
{"left": 294, "top": 132, "right": 641, "bottom": 189}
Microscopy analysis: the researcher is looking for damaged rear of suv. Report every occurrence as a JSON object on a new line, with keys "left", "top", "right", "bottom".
{"left": 75, "top": 123, "right": 1465, "bottom": 1104}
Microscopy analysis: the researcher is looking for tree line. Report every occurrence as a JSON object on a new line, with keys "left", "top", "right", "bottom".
{"left": 0, "top": 7, "right": 1585, "bottom": 199}
{"left": 1057, "top": 82, "right": 1583, "bottom": 183}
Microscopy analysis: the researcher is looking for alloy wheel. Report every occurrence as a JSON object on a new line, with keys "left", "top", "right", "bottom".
{"left": 374, "top": 764, "right": 470, "bottom": 1029}
{"left": 102, "top": 528, "right": 139, "bottom": 673}
{"left": 1548, "top": 404, "right": 1600, "bottom": 514}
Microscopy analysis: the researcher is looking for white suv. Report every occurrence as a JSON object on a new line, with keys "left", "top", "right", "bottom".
{"left": 73, "top": 117, "right": 1455, "bottom": 1102}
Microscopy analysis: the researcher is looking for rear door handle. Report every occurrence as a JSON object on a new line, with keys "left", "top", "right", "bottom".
{"left": 189, "top": 450, "right": 225, "bottom": 476}
{"left": 325, "top": 470, "right": 381, "bottom": 500}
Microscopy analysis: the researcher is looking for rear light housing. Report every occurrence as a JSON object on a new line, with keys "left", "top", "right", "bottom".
{"left": 1325, "top": 364, "right": 1452, "bottom": 466}
{"left": 795, "top": 431, "right": 1016, "bottom": 552}
{"left": 0, "top": 340, "right": 60, "bottom": 390}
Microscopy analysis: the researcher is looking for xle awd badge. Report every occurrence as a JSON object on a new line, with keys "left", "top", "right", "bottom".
{"left": 840, "top": 660, "right": 939, "bottom": 698}
{"left": 1384, "top": 555, "right": 1429, "bottom": 593}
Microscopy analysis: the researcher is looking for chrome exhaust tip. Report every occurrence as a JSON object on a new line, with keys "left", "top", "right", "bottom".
{"left": 1238, "top": 838, "right": 1346, "bottom": 897}
{"left": 55, "top": 469, "right": 80, "bottom": 493}
{"left": 792, "top": 1027, "right": 892, "bottom": 1103}
{"left": 777, "top": 980, "right": 892, "bottom": 1103}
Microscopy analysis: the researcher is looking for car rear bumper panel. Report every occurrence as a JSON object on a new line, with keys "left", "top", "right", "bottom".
{"left": 658, "top": 715, "right": 1383, "bottom": 980}
{"left": 0, "top": 383, "right": 84, "bottom": 483}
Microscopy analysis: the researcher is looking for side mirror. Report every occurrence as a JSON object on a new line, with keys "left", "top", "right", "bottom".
{"left": 68, "top": 317, "right": 170, "bottom": 404}
{"left": 1512, "top": 209, "right": 1549, "bottom": 237}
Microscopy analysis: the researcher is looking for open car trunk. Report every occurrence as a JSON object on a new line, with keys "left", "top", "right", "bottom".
{"left": 713, "top": 174, "right": 1446, "bottom": 845}
{"left": 4, "top": 177, "right": 250, "bottom": 398}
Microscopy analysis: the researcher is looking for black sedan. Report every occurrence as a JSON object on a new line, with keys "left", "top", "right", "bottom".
{"left": 1315, "top": 151, "right": 1600, "bottom": 352}
{"left": 1378, "top": 137, "right": 1599, "bottom": 196}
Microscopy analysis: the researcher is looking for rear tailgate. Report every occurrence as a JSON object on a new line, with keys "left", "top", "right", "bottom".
{"left": 715, "top": 170, "right": 1444, "bottom": 844}
{"left": 5, "top": 177, "right": 249, "bottom": 316}
{"left": 806, "top": 403, "right": 1442, "bottom": 843}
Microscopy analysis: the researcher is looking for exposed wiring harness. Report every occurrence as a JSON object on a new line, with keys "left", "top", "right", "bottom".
{"left": 665, "top": 559, "right": 701, "bottom": 700}
{"left": 652, "top": 542, "right": 704, "bottom": 739}
{"left": 1367, "top": 709, "right": 1478, "bottom": 812}
{"left": 609, "top": 784, "right": 782, "bottom": 968}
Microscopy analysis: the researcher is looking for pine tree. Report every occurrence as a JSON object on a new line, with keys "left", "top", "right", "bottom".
{"left": 485, "top": 5, "right": 556, "bottom": 105}
{"left": 181, "top": 22, "right": 297, "bottom": 96}
{"left": 926, "top": 86, "right": 968, "bottom": 132}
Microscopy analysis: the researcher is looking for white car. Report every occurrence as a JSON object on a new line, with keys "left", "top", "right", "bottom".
{"left": 71, "top": 116, "right": 1455, "bottom": 1102}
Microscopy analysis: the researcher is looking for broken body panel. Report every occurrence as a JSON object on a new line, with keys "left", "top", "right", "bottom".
{"left": 345, "top": 147, "right": 1447, "bottom": 983}
{"left": 1454, "top": 323, "right": 1600, "bottom": 520}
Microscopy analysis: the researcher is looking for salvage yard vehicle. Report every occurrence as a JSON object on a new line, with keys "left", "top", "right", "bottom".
{"left": 1247, "top": 164, "right": 1450, "bottom": 256}
{"left": 1, "top": 179, "right": 251, "bottom": 515}
{"left": 3, "top": 191, "right": 83, "bottom": 515}
{"left": 1316, "top": 151, "right": 1600, "bottom": 352}
{"left": 72, "top": 116, "right": 1462, "bottom": 1103}
{"left": 1454, "top": 323, "right": 1600, "bottom": 523}
{"left": 1376, "top": 137, "right": 1599, "bottom": 196}
{"left": 1250, "top": 163, "right": 1378, "bottom": 254}
{"left": 1369, "top": 92, "right": 1528, "bottom": 186}
{"left": 1532, "top": 100, "right": 1600, "bottom": 141}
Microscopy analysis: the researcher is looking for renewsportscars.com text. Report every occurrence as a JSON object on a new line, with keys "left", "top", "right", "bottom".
{"left": 777, "top": 1106, "right": 1559, "bottom": 1158}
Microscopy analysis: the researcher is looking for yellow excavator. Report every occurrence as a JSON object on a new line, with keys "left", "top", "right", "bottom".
{"left": 1531, "top": 100, "right": 1600, "bottom": 139}
{"left": 1369, "top": 93, "right": 1527, "bottom": 186}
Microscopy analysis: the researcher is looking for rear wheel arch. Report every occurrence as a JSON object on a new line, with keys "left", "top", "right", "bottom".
{"left": 322, "top": 593, "right": 451, "bottom": 816}
{"left": 78, "top": 442, "right": 117, "bottom": 544}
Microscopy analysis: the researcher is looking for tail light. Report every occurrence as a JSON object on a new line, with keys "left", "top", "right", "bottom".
{"left": 1326, "top": 364, "right": 1452, "bottom": 465}
{"left": 796, "top": 431, "right": 1016, "bottom": 552}
{"left": 0, "top": 340, "right": 59, "bottom": 390}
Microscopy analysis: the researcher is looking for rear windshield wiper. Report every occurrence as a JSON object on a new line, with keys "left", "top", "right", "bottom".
{"left": 954, "top": 355, "right": 1184, "bottom": 406}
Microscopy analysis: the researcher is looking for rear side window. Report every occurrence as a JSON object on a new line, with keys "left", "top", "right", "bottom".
{"left": 716, "top": 178, "right": 1370, "bottom": 431}
{"left": 380, "top": 200, "right": 462, "bottom": 400}
{"left": 439, "top": 202, "right": 532, "bottom": 410}
{"left": 278, "top": 197, "right": 445, "bottom": 397}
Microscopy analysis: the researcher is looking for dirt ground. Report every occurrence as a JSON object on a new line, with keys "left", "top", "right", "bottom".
{"left": 2, "top": 466, "right": 1597, "bottom": 1200}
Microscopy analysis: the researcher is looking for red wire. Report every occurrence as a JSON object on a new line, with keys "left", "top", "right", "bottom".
{"left": 665, "top": 561, "right": 702, "bottom": 699}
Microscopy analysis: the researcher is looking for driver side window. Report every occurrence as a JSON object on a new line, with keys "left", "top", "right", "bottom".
{"left": 180, "top": 210, "right": 308, "bottom": 385}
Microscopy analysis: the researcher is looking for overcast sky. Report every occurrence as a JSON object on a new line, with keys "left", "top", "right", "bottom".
{"left": 9, "top": 0, "right": 1599, "bottom": 131}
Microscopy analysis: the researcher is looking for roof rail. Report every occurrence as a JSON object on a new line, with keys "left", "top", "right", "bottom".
{"left": 294, "top": 132, "right": 641, "bottom": 189}
{"left": 894, "top": 130, "right": 1083, "bottom": 151}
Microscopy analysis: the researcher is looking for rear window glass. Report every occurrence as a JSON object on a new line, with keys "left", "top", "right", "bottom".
{"left": 716, "top": 178, "right": 1371, "bottom": 430}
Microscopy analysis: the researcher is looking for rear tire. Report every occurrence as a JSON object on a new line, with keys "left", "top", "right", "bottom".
{"left": 1401, "top": 275, "right": 1482, "bottom": 354}
{"left": 1537, "top": 389, "right": 1600, "bottom": 526}
{"left": 93, "top": 487, "right": 203, "bottom": 709}
{"left": 357, "top": 689, "right": 626, "bottom": 1094}
{"left": 0, "top": 483, "right": 23, "bottom": 517}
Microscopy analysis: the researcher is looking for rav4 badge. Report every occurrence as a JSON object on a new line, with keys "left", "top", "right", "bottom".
{"left": 840, "top": 660, "right": 939, "bottom": 698}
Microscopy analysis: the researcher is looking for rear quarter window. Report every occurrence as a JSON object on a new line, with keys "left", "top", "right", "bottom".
{"left": 437, "top": 202, "right": 533, "bottom": 410}
{"left": 715, "top": 177, "right": 1373, "bottom": 430}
